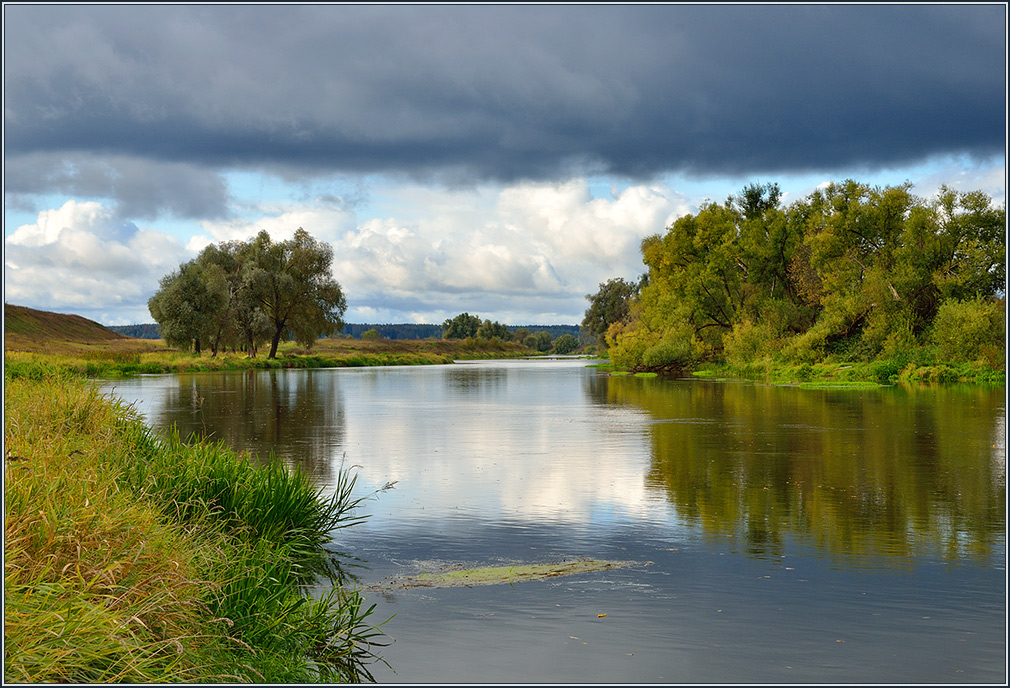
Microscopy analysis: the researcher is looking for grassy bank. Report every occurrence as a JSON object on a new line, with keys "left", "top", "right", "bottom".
{"left": 4, "top": 359, "right": 386, "bottom": 682}
{"left": 590, "top": 352, "right": 1004, "bottom": 386}
{"left": 688, "top": 353, "right": 1005, "bottom": 386}
{"left": 2, "top": 303, "right": 554, "bottom": 379}
{"left": 4, "top": 334, "right": 537, "bottom": 379}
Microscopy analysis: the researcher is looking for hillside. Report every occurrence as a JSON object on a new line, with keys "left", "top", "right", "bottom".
{"left": 3, "top": 304, "right": 147, "bottom": 353}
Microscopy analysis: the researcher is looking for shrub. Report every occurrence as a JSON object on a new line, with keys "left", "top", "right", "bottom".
{"left": 641, "top": 336, "right": 693, "bottom": 370}
{"left": 722, "top": 319, "right": 777, "bottom": 365}
{"left": 931, "top": 297, "right": 1005, "bottom": 363}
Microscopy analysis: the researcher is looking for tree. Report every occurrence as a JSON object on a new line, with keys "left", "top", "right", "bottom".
{"left": 476, "top": 319, "right": 509, "bottom": 340}
{"left": 442, "top": 312, "right": 482, "bottom": 339}
{"left": 553, "top": 333, "right": 578, "bottom": 354}
{"left": 243, "top": 229, "right": 347, "bottom": 359}
{"left": 148, "top": 260, "right": 226, "bottom": 353}
{"left": 525, "top": 330, "right": 552, "bottom": 352}
{"left": 581, "top": 278, "right": 639, "bottom": 346}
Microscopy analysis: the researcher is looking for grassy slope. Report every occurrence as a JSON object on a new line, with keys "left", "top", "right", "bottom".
{"left": 5, "top": 304, "right": 128, "bottom": 343}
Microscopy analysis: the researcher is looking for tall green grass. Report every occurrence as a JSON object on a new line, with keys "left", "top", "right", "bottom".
{"left": 4, "top": 357, "right": 387, "bottom": 682}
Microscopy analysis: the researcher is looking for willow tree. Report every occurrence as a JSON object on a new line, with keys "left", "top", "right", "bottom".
{"left": 147, "top": 259, "right": 226, "bottom": 353}
{"left": 149, "top": 228, "right": 346, "bottom": 359}
{"left": 242, "top": 229, "right": 347, "bottom": 359}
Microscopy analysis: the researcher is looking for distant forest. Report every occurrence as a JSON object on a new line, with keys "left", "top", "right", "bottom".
{"left": 109, "top": 322, "right": 581, "bottom": 341}
{"left": 108, "top": 323, "right": 162, "bottom": 339}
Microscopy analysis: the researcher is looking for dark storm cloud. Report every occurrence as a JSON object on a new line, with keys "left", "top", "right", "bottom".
{"left": 5, "top": 4, "right": 1005, "bottom": 189}
{"left": 4, "top": 153, "right": 230, "bottom": 220}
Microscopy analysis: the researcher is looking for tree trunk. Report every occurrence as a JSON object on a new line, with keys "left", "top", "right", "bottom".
{"left": 268, "top": 326, "right": 283, "bottom": 359}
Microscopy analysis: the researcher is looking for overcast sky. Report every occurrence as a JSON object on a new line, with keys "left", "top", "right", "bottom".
{"left": 4, "top": 4, "right": 1006, "bottom": 327}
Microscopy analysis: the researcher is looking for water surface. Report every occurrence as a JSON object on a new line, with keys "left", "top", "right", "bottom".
{"left": 100, "top": 360, "right": 1006, "bottom": 683}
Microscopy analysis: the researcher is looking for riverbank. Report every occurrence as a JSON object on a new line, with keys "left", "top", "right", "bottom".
{"left": 592, "top": 353, "right": 1005, "bottom": 387}
{"left": 693, "top": 356, "right": 1004, "bottom": 386}
{"left": 3, "top": 336, "right": 537, "bottom": 379}
{"left": 4, "top": 359, "right": 386, "bottom": 682}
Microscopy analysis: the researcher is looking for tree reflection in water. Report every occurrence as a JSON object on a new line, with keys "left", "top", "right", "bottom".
{"left": 152, "top": 369, "right": 346, "bottom": 481}
{"left": 599, "top": 375, "right": 1005, "bottom": 563}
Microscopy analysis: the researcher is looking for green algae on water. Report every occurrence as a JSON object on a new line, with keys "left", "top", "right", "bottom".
{"left": 797, "top": 380, "right": 883, "bottom": 390}
{"left": 383, "top": 560, "right": 628, "bottom": 589}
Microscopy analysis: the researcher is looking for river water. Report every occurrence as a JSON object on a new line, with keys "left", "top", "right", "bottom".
{"left": 99, "top": 359, "right": 1006, "bottom": 684}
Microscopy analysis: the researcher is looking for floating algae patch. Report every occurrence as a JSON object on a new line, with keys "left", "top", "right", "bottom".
{"left": 797, "top": 381, "right": 883, "bottom": 390}
{"left": 382, "top": 560, "right": 628, "bottom": 589}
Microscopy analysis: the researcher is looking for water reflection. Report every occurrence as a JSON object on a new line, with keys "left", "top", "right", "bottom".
{"left": 605, "top": 376, "right": 1006, "bottom": 563}
{"left": 137, "top": 369, "right": 346, "bottom": 481}
{"left": 101, "top": 365, "right": 1005, "bottom": 566}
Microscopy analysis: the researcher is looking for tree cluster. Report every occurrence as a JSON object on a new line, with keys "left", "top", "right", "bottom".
{"left": 149, "top": 228, "right": 347, "bottom": 359}
{"left": 440, "top": 312, "right": 579, "bottom": 353}
{"left": 340, "top": 323, "right": 443, "bottom": 340}
{"left": 600, "top": 181, "right": 1005, "bottom": 370}
{"left": 581, "top": 277, "right": 642, "bottom": 346}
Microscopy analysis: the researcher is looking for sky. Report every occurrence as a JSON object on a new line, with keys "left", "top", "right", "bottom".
{"left": 3, "top": 3, "right": 1006, "bottom": 327}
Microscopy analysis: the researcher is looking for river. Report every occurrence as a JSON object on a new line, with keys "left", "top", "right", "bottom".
{"left": 98, "top": 359, "right": 1006, "bottom": 683}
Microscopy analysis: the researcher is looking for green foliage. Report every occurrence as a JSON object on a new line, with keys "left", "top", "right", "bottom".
{"left": 148, "top": 261, "right": 226, "bottom": 353}
{"left": 524, "top": 330, "right": 553, "bottom": 352}
{"left": 552, "top": 333, "right": 579, "bottom": 354}
{"left": 441, "top": 312, "right": 482, "bottom": 339}
{"left": 361, "top": 328, "right": 380, "bottom": 340}
{"left": 340, "top": 323, "right": 442, "bottom": 339}
{"left": 581, "top": 277, "right": 640, "bottom": 345}
{"left": 641, "top": 336, "right": 693, "bottom": 370}
{"left": 722, "top": 319, "right": 778, "bottom": 366}
{"left": 4, "top": 365, "right": 386, "bottom": 682}
{"left": 476, "top": 319, "right": 510, "bottom": 341}
{"left": 606, "top": 179, "right": 1005, "bottom": 378}
{"left": 930, "top": 296, "right": 1006, "bottom": 363}
{"left": 148, "top": 229, "right": 347, "bottom": 360}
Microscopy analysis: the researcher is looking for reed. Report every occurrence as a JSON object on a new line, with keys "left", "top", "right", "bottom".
{"left": 4, "top": 357, "right": 385, "bottom": 682}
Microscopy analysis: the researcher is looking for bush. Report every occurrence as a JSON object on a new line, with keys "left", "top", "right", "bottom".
{"left": 641, "top": 337, "right": 693, "bottom": 370}
{"left": 722, "top": 319, "right": 776, "bottom": 365}
{"left": 931, "top": 297, "right": 1005, "bottom": 363}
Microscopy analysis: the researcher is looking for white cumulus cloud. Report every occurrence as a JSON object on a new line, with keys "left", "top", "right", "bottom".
{"left": 206, "top": 177, "right": 691, "bottom": 324}
{"left": 4, "top": 200, "right": 190, "bottom": 324}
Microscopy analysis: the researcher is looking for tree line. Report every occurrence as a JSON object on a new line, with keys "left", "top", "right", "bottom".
{"left": 583, "top": 181, "right": 1005, "bottom": 371}
{"left": 440, "top": 312, "right": 583, "bottom": 354}
{"left": 341, "top": 322, "right": 582, "bottom": 341}
{"left": 148, "top": 228, "right": 346, "bottom": 359}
